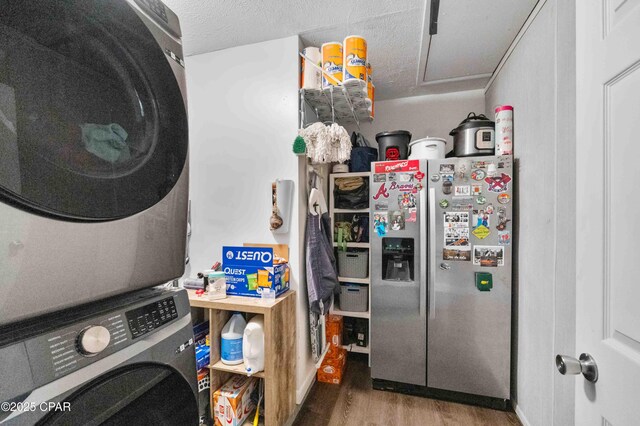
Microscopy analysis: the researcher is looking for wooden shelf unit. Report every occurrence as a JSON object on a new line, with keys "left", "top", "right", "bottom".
{"left": 188, "top": 290, "right": 296, "bottom": 426}
{"left": 329, "top": 172, "right": 372, "bottom": 356}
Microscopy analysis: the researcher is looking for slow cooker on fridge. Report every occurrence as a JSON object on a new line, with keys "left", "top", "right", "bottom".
{"left": 449, "top": 113, "right": 495, "bottom": 157}
{"left": 0, "top": 0, "right": 189, "bottom": 326}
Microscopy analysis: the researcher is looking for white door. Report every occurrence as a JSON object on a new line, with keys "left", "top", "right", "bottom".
{"left": 575, "top": 0, "right": 640, "bottom": 424}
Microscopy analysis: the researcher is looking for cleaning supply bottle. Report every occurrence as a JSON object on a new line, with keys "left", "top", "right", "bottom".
{"left": 243, "top": 316, "right": 265, "bottom": 376}
{"left": 221, "top": 312, "right": 246, "bottom": 365}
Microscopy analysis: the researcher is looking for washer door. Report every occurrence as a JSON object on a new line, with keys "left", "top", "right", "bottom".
{"left": 0, "top": 0, "right": 187, "bottom": 221}
{"left": 37, "top": 364, "right": 198, "bottom": 425}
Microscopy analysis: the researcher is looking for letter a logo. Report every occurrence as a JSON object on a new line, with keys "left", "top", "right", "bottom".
{"left": 373, "top": 183, "right": 390, "bottom": 200}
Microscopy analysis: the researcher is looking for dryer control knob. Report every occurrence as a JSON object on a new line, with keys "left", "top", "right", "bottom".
{"left": 78, "top": 326, "right": 111, "bottom": 355}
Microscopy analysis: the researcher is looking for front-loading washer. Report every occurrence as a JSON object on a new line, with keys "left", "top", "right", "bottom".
{"left": 0, "top": 288, "right": 198, "bottom": 425}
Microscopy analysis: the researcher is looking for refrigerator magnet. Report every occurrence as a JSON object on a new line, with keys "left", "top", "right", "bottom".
{"left": 440, "top": 164, "right": 455, "bottom": 174}
{"left": 471, "top": 169, "right": 486, "bottom": 181}
{"left": 472, "top": 225, "right": 491, "bottom": 240}
{"left": 398, "top": 192, "right": 416, "bottom": 208}
{"left": 391, "top": 211, "right": 405, "bottom": 231}
{"left": 486, "top": 203, "right": 495, "bottom": 215}
{"left": 373, "top": 211, "right": 388, "bottom": 237}
{"left": 472, "top": 210, "right": 490, "bottom": 229}
{"left": 373, "top": 173, "right": 386, "bottom": 183}
{"left": 498, "top": 231, "right": 511, "bottom": 245}
{"left": 454, "top": 185, "right": 471, "bottom": 197}
{"left": 473, "top": 245, "right": 504, "bottom": 267}
{"left": 443, "top": 248, "right": 471, "bottom": 261}
{"left": 476, "top": 195, "right": 487, "bottom": 205}
{"left": 431, "top": 174, "right": 441, "bottom": 182}
{"left": 415, "top": 171, "right": 425, "bottom": 181}
{"left": 406, "top": 208, "right": 417, "bottom": 222}
{"left": 439, "top": 199, "right": 449, "bottom": 209}
{"left": 485, "top": 173, "right": 512, "bottom": 193}
{"left": 442, "top": 180, "right": 453, "bottom": 195}
{"left": 472, "top": 184, "right": 483, "bottom": 196}
{"left": 497, "top": 193, "right": 511, "bottom": 204}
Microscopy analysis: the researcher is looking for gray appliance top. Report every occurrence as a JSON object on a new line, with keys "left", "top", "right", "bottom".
{"left": 0, "top": 287, "right": 191, "bottom": 404}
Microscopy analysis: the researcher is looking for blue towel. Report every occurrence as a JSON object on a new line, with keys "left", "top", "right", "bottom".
{"left": 80, "top": 123, "right": 130, "bottom": 163}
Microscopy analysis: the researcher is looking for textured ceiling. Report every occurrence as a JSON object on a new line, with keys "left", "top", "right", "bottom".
{"left": 162, "top": 0, "right": 537, "bottom": 100}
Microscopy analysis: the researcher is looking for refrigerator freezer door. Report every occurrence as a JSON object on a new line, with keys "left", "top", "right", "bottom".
{"left": 370, "top": 160, "right": 427, "bottom": 386}
{"left": 427, "top": 155, "right": 512, "bottom": 399}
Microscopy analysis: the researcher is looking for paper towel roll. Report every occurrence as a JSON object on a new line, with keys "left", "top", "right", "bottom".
{"left": 301, "top": 47, "right": 321, "bottom": 90}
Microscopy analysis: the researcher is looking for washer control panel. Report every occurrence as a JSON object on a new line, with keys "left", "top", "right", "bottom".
{"left": 125, "top": 297, "right": 178, "bottom": 339}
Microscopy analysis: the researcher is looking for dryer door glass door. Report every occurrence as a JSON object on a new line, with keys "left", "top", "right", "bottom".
{"left": 0, "top": 0, "right": 187, "bottom": 221}
{"left": 37, "top": 364, "right": 198, "bottom": 425}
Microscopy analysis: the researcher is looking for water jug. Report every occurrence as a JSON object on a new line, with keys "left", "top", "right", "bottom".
{"left": 221, "top": 312, "right": 246, "bottom": 365}
{"left": 243, "top": 316, "right": 265, "bottom": 376}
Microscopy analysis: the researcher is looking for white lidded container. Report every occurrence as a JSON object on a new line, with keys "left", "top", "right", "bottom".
{"left": 243, "top": 316, "right": 265, "bottom": 376}
{"left": 408, "top": 137, "right": 446, "bottom": 160}
{"left": 221, "top": 312, "right": 247, "bottom": 365}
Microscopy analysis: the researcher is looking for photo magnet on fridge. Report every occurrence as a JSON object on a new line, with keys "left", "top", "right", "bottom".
{"left": 444, "top": 212, "right": 470, "bottom": 247}
{"left": 443, "top": 248, "right": 471, "bottom": 261}
{"left": 473, "top": 246, "right": 504, "bottom": 267}
{"left": 373, "top": 173, "right": 386, "bottom": 182}
{"left": 373, "top": 211, "right": 388, "bottom": 237}
{"left": 391, "top": 211, "right": 405, "bottom": 231}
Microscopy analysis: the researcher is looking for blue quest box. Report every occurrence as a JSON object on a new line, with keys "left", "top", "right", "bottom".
{"left": 222, "top": 246, "right": 290, "bottom": 297}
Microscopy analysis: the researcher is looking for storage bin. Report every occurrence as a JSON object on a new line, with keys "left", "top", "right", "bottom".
{"left": 337, "top": 250, "right": 369, "bottom": 278}
{"left": 338, "top": 283, "right": 369, "bottom": 312}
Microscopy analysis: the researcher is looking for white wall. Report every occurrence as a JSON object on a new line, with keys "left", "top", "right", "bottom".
{"left": 352, "top": 90, "right": 485, "bottom": 154}
{"left": 485, "top": 1, "right": 576, "bottom": 425}
{"left": 184, "top": 35, "right": 316, "bottom": 404}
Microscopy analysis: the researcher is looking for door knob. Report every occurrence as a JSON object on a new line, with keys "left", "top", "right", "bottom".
{"left": 555, "top": 353, "right": 598, "bottom": 383}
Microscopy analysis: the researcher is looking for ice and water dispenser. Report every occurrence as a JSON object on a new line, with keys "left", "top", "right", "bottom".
{"left": 381, "top": 238, "right": 414, "bottom": 281}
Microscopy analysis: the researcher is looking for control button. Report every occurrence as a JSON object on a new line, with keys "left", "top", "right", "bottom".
{"left": 78, "top": 326, "right": 111, "bottom": 356}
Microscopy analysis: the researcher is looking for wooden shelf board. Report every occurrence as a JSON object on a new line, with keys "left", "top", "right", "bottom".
{"left": 337, "top": 276, "right": 370, "bottom": 284}
{"left": 330, "top": 307, "right": 370, "bottom": 319}
{"left": 210, "top": 360, "right": 265, "bottom": 379}
{"left": 187, "top": 289, "right": 294, "bottom": 314}
{"left": 342, "top": 344, "right": 370, "bottom": 354}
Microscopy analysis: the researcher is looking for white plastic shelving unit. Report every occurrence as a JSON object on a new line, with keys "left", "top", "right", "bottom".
{"left": 329, "top": 171, "right": 371, "bottom": 355}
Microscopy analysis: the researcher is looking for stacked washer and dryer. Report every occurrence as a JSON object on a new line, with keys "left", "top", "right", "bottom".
{"left": 0, "top": 1, "right": 197, "bottom": 424}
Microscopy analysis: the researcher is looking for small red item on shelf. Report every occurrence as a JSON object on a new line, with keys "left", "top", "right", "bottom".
{"left": 195, "top": 289, "right": 205, "bottom": 297}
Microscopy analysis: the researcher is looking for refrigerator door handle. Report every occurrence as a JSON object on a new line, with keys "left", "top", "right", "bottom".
{"left": 428, "top": 187, "right": 436, "bottom": 319}
{"left": 419, "top": 184, "right": 427, "bottom": 318}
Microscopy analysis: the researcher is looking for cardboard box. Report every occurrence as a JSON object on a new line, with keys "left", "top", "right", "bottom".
{"left": 317, "top": 347, "right": 347, "bottom": 385}
{"left": 213, "top": 376, "right": 257, "bottom": 426}
{"left": 222, "top": 245, "right": 290, "bottom": 298}
{"left": 326, "top": 315, "right": 343, "bottom": 351}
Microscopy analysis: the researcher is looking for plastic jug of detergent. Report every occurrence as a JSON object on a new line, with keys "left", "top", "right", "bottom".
{"left": 221, "top": 312, "right": 246, "bottom": 365}
{"left": 243, "top": 316, "right": 265, "bottom": 376}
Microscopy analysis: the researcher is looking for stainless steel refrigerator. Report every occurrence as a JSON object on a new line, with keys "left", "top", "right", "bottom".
{"left": 370, "top": 155, "right": 513, "bottom": 408}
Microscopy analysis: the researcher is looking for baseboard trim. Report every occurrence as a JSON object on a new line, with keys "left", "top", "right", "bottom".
{"left": 296, "top": 367, "right": 316, "bottom": 405}
{"left": 514, "top": 403, "right": 531, "bottom": 426}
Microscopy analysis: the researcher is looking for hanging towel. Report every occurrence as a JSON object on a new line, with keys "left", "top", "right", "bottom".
{"left": 305, "top": 211, "right": 339, "bottom": 315}
{"left": 80, "top": 123, "right": 131, "bottom": 163}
